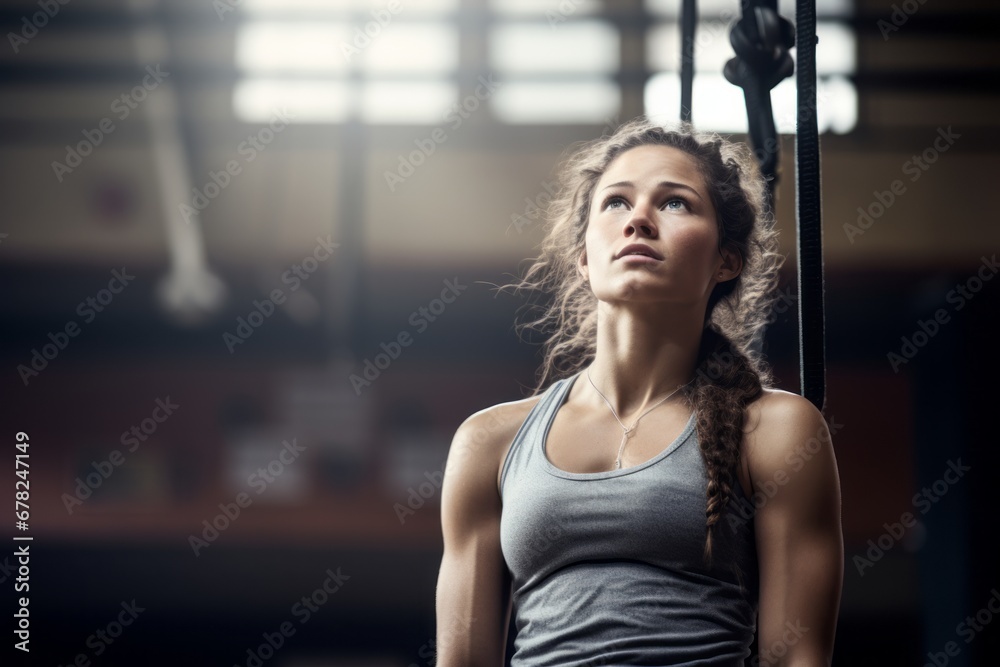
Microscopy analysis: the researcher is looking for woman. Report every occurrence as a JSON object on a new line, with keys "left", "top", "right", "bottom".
{"left": 435, "top": 117, "right": 843, "bottom": 666}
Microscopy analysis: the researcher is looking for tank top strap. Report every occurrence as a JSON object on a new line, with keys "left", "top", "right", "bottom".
{"left": 499, "top": 373, "right": 577, "bottom": 502}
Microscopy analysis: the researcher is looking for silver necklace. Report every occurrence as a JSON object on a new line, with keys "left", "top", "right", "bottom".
{"left": 585, "top": 367, "right": 687, "bottom": 470}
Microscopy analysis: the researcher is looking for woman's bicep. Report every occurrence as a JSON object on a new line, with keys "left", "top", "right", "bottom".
{"left": 435, "top": 534, "right": 511, "bottom": 665}
{"left": 750, "top": 393, "right": 844, "bottom": 666}
{"left": 435, "top": 415, "right": 512, "bottom": 667}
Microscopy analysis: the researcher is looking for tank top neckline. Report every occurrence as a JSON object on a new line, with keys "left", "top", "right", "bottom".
{"left": 541, "top": 370, "right": 698, "bottom": 481}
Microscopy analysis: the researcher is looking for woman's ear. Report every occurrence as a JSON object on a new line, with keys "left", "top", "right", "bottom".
{"left": 717, "top": 243, "right": 743, "bottom": 282}
{"left": 578, "top": 250, "right": 589, "bottom": 283}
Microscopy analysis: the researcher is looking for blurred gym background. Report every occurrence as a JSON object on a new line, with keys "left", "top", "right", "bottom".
{"left": 1, "top": 0, "right": 998, "bottom": 665}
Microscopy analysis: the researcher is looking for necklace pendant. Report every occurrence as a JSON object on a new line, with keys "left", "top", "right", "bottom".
{"left": 614, "top": 458, "right": 621, "bottom": 470}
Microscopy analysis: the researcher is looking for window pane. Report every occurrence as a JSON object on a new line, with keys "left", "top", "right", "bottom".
{"left": 490, "top": 0, "right": 600, "bottom": 16}
{"left": 236, "top": 22, "right": 352, "bottom": 73}
{"left": 645, "top": 72, "right": 746, "bottom": 132}
{"left": 492, "top": 81, "right": 619, "bottom": 123}
{"left": 491, "top": 21, "right": 619, "bottom": 74}
{"left": 240, "top": 0, "right": 458, "bottom": 15}
{"left": 646, "top": 21, "right": 732, "bottom": 73}
{"left": 234, "top": 79, "right": 354, "bottom": 122}
{"left": 360, "top": 22, "right": 458, "bottom": 74}
{"left": 360, "top": 81, "right": 457, "bottom": 123}
{"left": 240, "top": 0, "right": 348, "bottom": 14}
{"left": 815, "top": 22, "right": 856, "bottom": 75}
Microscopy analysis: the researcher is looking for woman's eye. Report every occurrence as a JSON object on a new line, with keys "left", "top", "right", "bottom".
{"left": 603, "top": 195, "right": 689, "bottom": 211}
{"left": 605, "top": 196, "right": 626, "bottom": 210}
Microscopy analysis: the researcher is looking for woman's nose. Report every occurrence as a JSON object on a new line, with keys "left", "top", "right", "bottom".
{"left": 623, "top": 199, "right": 658, "bottom": 238}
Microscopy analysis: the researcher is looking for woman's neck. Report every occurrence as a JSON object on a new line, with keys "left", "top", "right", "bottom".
{"left": 585, "top": 301, "right": 704, "bottom": 417}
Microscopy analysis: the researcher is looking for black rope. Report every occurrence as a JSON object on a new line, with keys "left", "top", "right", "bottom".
{"left": 722, "top": 0, "right": 794, "bottom": 211}
{"left": 680, "top": 0, "right": 696, "bottom": 122}
{"left": 794, "top": 0, "right": 827, "bottom": 411}
{"left": 722, "top": 0, "right": 793, "bottom": 361}
{"left": 722, "top": 0, "right": 826, "bottom": 409}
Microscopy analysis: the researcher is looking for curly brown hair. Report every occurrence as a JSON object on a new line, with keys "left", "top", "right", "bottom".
{"left": 496, "top": 115, "right": 785, "bottom": 568}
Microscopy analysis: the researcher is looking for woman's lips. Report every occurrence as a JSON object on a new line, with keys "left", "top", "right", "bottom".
{"left": 618, "top": 254, "right": 662, "bottom": 264}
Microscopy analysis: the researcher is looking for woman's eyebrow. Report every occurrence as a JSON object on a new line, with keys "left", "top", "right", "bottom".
{"left": 599, "top": 180, "right": 704, "bottom": 202}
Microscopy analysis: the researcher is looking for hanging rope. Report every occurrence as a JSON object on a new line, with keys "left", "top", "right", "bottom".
{"left": 680, "top": 0, "right": 696, "bottom": 122}
{"left": 722, "top": 0, "right": 794, "bottom": 211}
{"left": 721, "top": 0, "right": 793, "bottom": 359}
{"left": 794, "top": 0, "right": 827, "bottom": 412}
{"left": 721, "top": 0, "right": 826, "bottom": 410}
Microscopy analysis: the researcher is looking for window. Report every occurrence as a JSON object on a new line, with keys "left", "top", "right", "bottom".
{"left": 231, "top": 0, "right": 858, "bottom": 131}
{"left": 489, "top": 14, "right": 620, "bottom": 123}
{"left": 232, "top": 0, "right": 459, "bottom": 123}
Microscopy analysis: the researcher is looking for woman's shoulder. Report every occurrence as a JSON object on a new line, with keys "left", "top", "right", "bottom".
{"left": 747, "top": 386, "right": 824, "bottom": 419}
{"left": 738, "top": 388, "right": 842, "bottom": 563}
{"left": 448, "top": 392, "right": 547, "bottom": 497}
{"left": 457, "top": 395, "right": 544, "bottom": 454}
{"left": 742, "top": 387, "right": 835, "bottom": 480}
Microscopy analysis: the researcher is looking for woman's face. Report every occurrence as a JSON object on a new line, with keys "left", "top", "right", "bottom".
{"left": 579, "top": 144, "right": 740, "bottom": 307}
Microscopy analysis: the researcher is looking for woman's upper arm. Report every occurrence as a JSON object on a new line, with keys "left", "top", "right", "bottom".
{"left": 435, "top": 407, "right": 516, "bottom": 667}
{"left": 748, "top": 392, "right": 844, "bottom": 666}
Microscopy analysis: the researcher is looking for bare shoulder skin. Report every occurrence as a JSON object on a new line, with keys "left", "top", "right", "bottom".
{"left": 434, "top": 395, "right": 542, "bottom": 667}
{"left": 742, "top": 388, "right": 844, "bottom": 666}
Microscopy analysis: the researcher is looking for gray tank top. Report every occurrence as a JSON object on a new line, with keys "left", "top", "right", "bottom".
{"left": 499, "top": 370, "right": 759, "bottom": 666}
